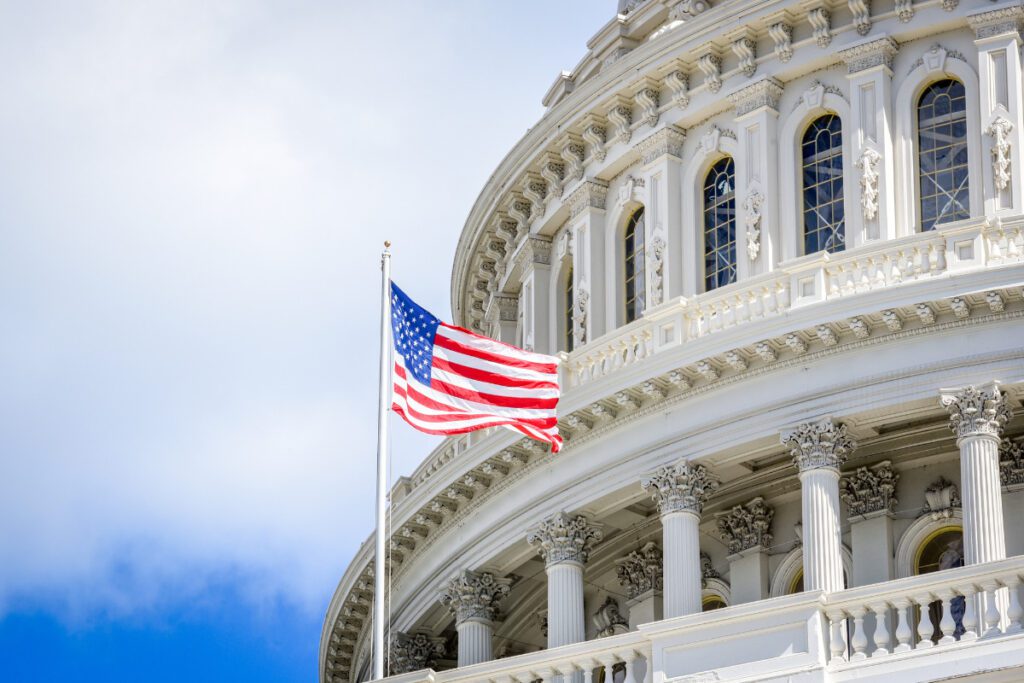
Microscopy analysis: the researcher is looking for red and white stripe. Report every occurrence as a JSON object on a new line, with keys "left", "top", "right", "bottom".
{"left": 392, "top": 323, "right": 562, "bottom": 452}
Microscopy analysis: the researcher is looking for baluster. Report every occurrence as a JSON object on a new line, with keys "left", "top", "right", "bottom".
{"left": 536, "top": 667, "right": 555, "bottom": 683}
{"left": 581, "top": 662, "right": 595, "bottom": 683}
{"left": 990, "top": 231, "right": 1004, "bottom": 262}
{"left": 777, "top": 280, "right": 790, "bottom": 311}
{"left": 889, "top": 252, "right": 903, "bottom": 283}
{"left": 1008, "top": 227, "right": 1021, "bottom": 258}
{"left": 937, "top": 590, "right": 957, "bottom": 645}
{"left": 850, "top": 607, "right": 869, "bottom": 661}
{"left": 858, "top": 260, "right": 871, "bottom": 290}
{"left": 1006, "top": 577, "right": 1023, "bottom": 634}
{"left": 960, "top": 586, "right": 979, "bottom": 642}
{"left": 982, "top": 581, "right": 1002, "bottom": 638}
{"left": 893, "top": 599, "right": 913, "bottom": 653}
{"left": 621, "top": 651, "right": 638, "bottom": 683}
{"left": 828, "top": 611, "right": 847, "bottom": 661}
{"left": 554, "top": 663, "right": 577, "bottom": 683}
{"left": 642, "top": 649, "right": 653, "bottom": 683}
{"left": 914, "top": 593, "right": 934, "bottom": 648}
{"left": 871, "top": 602, "right": 891, "bottom": 656}
{"left": 599, "top": 656, "right": 615, "bottom": 683}
{"left": 929, "top": 243, "right": 941, "bottom": 272}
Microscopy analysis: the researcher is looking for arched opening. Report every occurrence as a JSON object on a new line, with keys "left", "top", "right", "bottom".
{"left": 801, "top": 114, "right": 845, "bottom": 254}
{"left": 915, "top": 525, "right": 965, "bottom": 642}
{"left": 624, "top": 207, "right": 646, "bottom": 323}
{"left": 702, "top": 157, "right": 736, "bottom": 292}
{"left": 702, "top": 595, "right": 728, "bottom": 612}
{"left": 917, "top": 79, "right": 970, "bottom": 231}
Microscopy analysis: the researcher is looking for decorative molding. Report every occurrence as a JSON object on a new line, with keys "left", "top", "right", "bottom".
{"left": 967, "top": 6, "right": 1024, "bottom": 40}
{"left": 573, "top": 287, "right": 589, "bottom": 347}
{"left": 697, "top": 51, "right": 722, "bottom": 94}
{"left": 717, "top": 496, "right": 774, "bottom": 554}
{"left": 582, "top": 114, "right": 608, "bottom": 163}
{"left": 559, "top": 133, "right": 586, "bottom": 185}
{"left": 700, "top": 551, "right": 720, "bottom": 582}
{"left": 782, "top": 418, "right": 857, "bottom": 472}
{"left": 440, "top": 570, "right": 512, "bottom": 625}
{"left": 634, "top": 85, "right": 660, "bottom": 128}
{"left": 848, "top": 0, "right": 871, "bottom": 36}
{"left": 940, "top": 383, "right": 1014, "bottom": 441}
{"left": 908, "top": 44, "right": 966, "bottom": 75}
{"left": 743, "top": 189, "right": 764, "bottom": 261}
{"left": 642, "top": 460, "right": 719, "bottom": 516}
{"left": 527, "top": 512, "right": 603, "bottom": 566}
{"left": 649, "top": 234, "right": 666, "bottom": 306}
{"left": 730, "top": 30, "right": 757, "bottom": 78}
{"left": 806, "top": 6, "right": 832, "bottom": 49}
{"left": 922, "top": 477, "right": 961, "bottom": 520}
{"left": 540, "top": 155, "right": 565, "bottom": 202}
{"left": 616, "top": 541, "right": 664, "bottom": 599}
{"left": 664, "top": 69, "right": 690, "bottom": 109}
{"left": 636, "top": 125, "right": 686, "bottom": 165}
{"left": 512, "top": 236, "right": 552, "bottom": 274}
{"left": 729, "top": 77, "right": 783, "bottom": 116}
{"left": 1000, "top": 439, "right": 1024, "bottom": 488}
{"left": 987, "top": 116, "right": 1014, "bottom": 193}
{"left": 607, "top": 99, "right": 634, "bottom": 146}
{"left": 895, "top": 0, "right": 912, "bottom": 23}
{"left": 593, "top": 596, "right": 629, "bottom": 638}
{"left": 856, "top": 146, "right": 882, "bottom": 222}
{"left": 567, "top": 180, "right": 609, "bottom": 219}
{"left": 388, "top": 632, "right": 445, "bottom": 675}
{"left": 767, "top": 20, "right": 793, "bottom": 63}
{"left": 838, "top": 36, "right": 898, "bottom": 74}
{"left": 666, "top": 0, "right": 712, "bottom": 20}
{"left": 840, "top": 460, "right": 898, "bottom": 516}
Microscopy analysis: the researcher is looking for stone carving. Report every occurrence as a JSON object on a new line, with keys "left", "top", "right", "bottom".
{"left": 641, "top": 460, "right": 719, "bottom": 515}
{"left": 616, "top": 542, "right": 664, "bottom": 598}
{"left": 608, "top": 103, "right": 633, "bottom": 145}
{"left": 665, "top": 69, "right": 690, "bottom": 108}
{"left": 840, "top": 460, "right": 899, "bottom": 516}
{"left": 541, "top": 158, "right": 565, "bottom": 202}
{"left": 649, "top": 234, "right": 666, "bottom": 306}
{"left": 635, "top": 87, "right": 660, "bottom": 128}
{"left": 923, "top": 478, "right": 961, "bottom": 519}
{"left": 940, "top": 384, "right": 1014, "bottom": 440}
{"left": 440, "top": 570, "right": 512, "bottom": 625}
{"left": 700, "top": 126, "right": 722, "bottom": 156}
{"left": 768, "top": 21, "right": 793, "bottom": 62}
{"left": 755, "top": 341, "right": 777, "bottom": 362}
{"left": 895, "top": 0, "right": 913, "bottom": 22}
{"left": 724, "top": 350, "right": 747, "bottom": 371}
{"left": 536, "top": 610, "right": 548, "bottom": 639}
{"left": 807, "top": 6, "right": 831, "bottom": 48}
{"left": 527, "top": 512, "right": 603, "bottom": 566}
{"left": 785, "top": 333, "right": 807, "bottom": 354}
{"left": 848, "top": 317, "right": 869, "bottom": 339}
{"left": 507, "top": 195, "right": 532, "bottom": 239}
{"left": 967, "top": 6, "right": 1023, "bottom": 40}
{"left": 856, "top": 147, "right": 882, "bottom": 221}
{"left": 743, "top": 190, "right": 764, "bottom": 261}
{"left": 838, "top": 36, "right": 899, "bottom": 74}
{"left": 697, "top": 52, "right": 722, "bottom": 94}
{"left": 573, "top": 287, "right": 589, "bottom": 346}
{"left": 700, "top": 551, "right": 720, "bottom": 580}
{"left": 636, "top": 125, "right": 686, "bottom": 165}
{"left": 388, "top": 632, "right": 446, "bottom": 674}
{"left": 582, "top": 119, "right": 608, "bottom": 163}
{"left": 695, "top": 360, "right": 719, "bottom": 380}
{"left": 950, "top": 296, "right": 969, "bottom": 319}
{"left": 881, "top": 310, "right": 903, "bottom": 331}
{"left": 816, "top": 324, "right": 838, "bottom": 347}
{"left": 986, "top": 116, "right": 1014, "bottom": 192}
{"left": 593, "top": 596, "right": 629, "bottom": 638}
{"left": 782, "top": 419, "right": 857, "bottom": 472}
{"left": 523, "top": 176, "right": 547, "bottom": 218}
{"left": 567, "top": 180, "right": 608, "bottom": 219}
{"left": 729, "top": 77, "right": 783, "bottom": 116}
{"left": 987, "top": 291, "right": 1005, "bottom": 312}
{"left": 999, "top": 439, "right": 1024, "bottom": 488}
{"left": 916, "top": 303, "right": 935, "bottom": 325}
{"left": 560, "top": 135, "right": 585, "bottom": 184}
{"left": 732, "top": 35, "right": 756, "bottom": 78}
{"left": 849, "top": 0, "right": 871, "bottom": 36}
{"left": 668, "top": 0, "right": 712, "bottom": 19}
{"left": 717, "top": 497, "right": 774, "bottom": 554}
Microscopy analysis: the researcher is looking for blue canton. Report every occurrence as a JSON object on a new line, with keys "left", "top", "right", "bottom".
{"left": 390, "top": 282, "right": 440, "bottom": 385}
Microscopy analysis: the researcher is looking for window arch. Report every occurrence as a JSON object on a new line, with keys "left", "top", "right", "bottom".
{"left": 703, "top": 157, "right": 736, "bottom": 291}
{"left": 802, "top": 114, "right": 845, "bottom": 254}
{"left": 916, "top": 525, "right": 965, "bottom": 642}
{"left": 624, "top": 207, "right": 646, "bottom": 323}
{"left": 918, "top": 79, "right": 970, "bottom": 231}
{"left": 564, "top": 265, "right": 574, "bottom": 353}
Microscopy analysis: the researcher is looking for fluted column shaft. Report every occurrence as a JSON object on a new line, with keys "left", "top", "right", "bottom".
{"left": 800, "top": 466, "right": 845, "bottom": 592}
{"left": 960, "top": 433, "right": 1007, "bottom": 564}
{"left": 455, "top": 619, "right": 492, "bottom": 666}
{"left": 546, "top": 561, "right": 585, "bottom": 648}
{"left": 663, "top": 510, "right": 702, "bottom": 618}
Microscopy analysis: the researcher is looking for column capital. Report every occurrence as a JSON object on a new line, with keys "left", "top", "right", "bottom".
{"left": 388, "top": 631, "right": 446, "bottom": 674}
{"left": 440, "top": 570, "right": 512, "bottom": 625}
{"left": 837, "top": 35, "right": 899, "bottom": 74}
{"left": 527, "top": 512, "right": 603, "bottom": 567}
{"left": 641, "top": 460, "right": 719, "bottom": 516}
{"left": 940, "top": 383, "right": 1014, "bottom": 441}
{"left": 716, "top": 496, "right": 774, "bottom": 555}
{"left": 783, "top": 418, "right": 857, "bottom": 472}
{"left": 840, "top": 460, "right": 899, "bottom": 517}
{"left": 1000, "top": 439, "right": 1024, "bottom": 488}
{"left": 634, "top": 125, "right": 686, "bottom": 165}
{"left": 566, "top": 180, "right": 608, "bottom": 219}
{"left": 967, "top": 6, "right": 1024, "bottom": 41}
{"left": 728, "top": 76, "right": 783, "bottom": 117}
{"left": 615, "top": 541, "right": 663, "bottom": 599}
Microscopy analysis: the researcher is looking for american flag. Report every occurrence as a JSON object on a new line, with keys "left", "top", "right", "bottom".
{"left": 389, "top": 282, "right": 562, "bottom": 452}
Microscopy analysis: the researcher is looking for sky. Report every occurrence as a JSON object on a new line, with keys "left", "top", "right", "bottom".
{"left": 0, "top": 2, "right": 610, "bottom": 681}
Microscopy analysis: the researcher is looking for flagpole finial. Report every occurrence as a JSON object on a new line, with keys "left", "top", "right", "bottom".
{"left": 384, "top": 240, "right": 391, "bottom": 249}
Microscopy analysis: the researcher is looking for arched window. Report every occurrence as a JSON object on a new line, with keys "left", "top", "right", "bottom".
{"left": 916, "top": 526, "right": 965, "bottom": 642}
{"left": 918, "top": 79, "right": 970, "bottom": 231}
{"left": 624, "top": 207, "right": 646, "bottom": 323}
{"left": 802, "top": 114, "right": 845, "bottom": 254}
{"left": 703, "top": 158, "right": 736, "bottom": 292}
{"left": 564, "top": 266, "right": 574, "bottom": 353}
{"left": 702, "top": 595, "right": 728, "bottom": 612}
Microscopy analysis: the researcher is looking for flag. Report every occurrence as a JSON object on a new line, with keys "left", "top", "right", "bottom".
{"left": 389, "top": 281, "right": 562, "bottom": 452}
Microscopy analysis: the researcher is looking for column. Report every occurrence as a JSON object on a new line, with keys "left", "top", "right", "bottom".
{"left": 717, "top": 497, "right": 774, "bottom": 604}
{"left": 728, "top": 77, "right": 783, "bottom": 277}
{"left": 440, "top": 570, "right": 512, "bottom": 668}
{"left": 565, "top": 181, "right": 609, "bottom": 343}
{"left": 940, "top": 383, "right": 1013, "bottom": 565}
{"left": 968, "top": 7, "right": 1024, "bottom": 216}
{"left": 838, "top": 36, "right": 899, "bottom": 243}
{"left": 633, "top": 126, "right": 686, "bottom": 308}
{"left": 641, "top": 460, "right": 718, "bottom": 618}
{"left": 783, "top": 419, "right": 856, "bottom": 593}
{"left": 388, "top": 632, "right": 446, "bottom": 675}
{"left": 527, "top": 512, "right": 603, "bottom": 648}
{"left": 840, "top": 460, "right": 898, "bottom": 586}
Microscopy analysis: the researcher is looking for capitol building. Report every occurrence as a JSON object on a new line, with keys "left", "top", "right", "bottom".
{"left": 322, "top": 0, "right": 1024, "bottom": 681}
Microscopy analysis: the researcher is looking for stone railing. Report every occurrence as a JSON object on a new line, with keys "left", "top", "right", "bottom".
{"left": 566, "top": 217, "right": 1024, "bottom": 388}
{"left": 377, "top": 556, "right": 1024, "bottom": 683}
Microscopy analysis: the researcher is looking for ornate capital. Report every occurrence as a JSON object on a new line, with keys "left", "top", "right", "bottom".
{"left": 484, "top": 294, "right": 518, "bottom": 323}
{"left": 940, "top": 383, "right": 1014, "bottom": 441}
{"left": 615, "top": 541, "right": 663, "bottom": 599}
{"left": 838, "top": 36, "right": 899, "bottom": 74}
{"left": 388, "top": 631, "right": 445, "bottom": 674}
{"left": 840, "top": 460, "right": 898, "bottom": 516}
{"left": 782, "top": 419, "right": 857, "bottom": 472}
{"left": 634, "top": 125, "right": 686, "bottom": 165}
{"left": 512, "top": 236, "right": 552, "bottom": 273}
{"left": 440, "top": 570, "right": 512, "bottom": 625}
{"left": 728, "top": 76, "right": 782, "bottom": 116}
{"left": 717, "top": 496, "right": 774, "bottom": 554}
{"left": 566, "top": 180, "right": 609, "bottom": 219}
{"left": 1000, "top": 439, "right": 1024, "bottom": 488}
{"left": 641, "top": 460, "right": 718, "bottom": 515}
{"left": 527, "top": 512, "right": 603, "bottom": 566}
{"left": 967, "top": 6, "right": 1024, "bottom": 40}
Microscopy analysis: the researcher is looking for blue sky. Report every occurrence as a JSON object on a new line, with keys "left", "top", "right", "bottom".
{"left": 0, "top": 2, "right": 609, "bottom": 681}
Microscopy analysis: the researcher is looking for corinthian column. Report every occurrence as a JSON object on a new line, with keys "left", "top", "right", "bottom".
{"left": 783, "top": 419, "right": 856, "bottom": 593}
{"left": 641, "top": 460, "right": 718, "bottom": 618}
{"left": 940, "top": 383, "right": 1014, "bottom": 565}
{"left": 527, "top": 512, "right": 603, "bottom": 649}
{"left": 440, "top": 570, "right": 512, "bottom": 667}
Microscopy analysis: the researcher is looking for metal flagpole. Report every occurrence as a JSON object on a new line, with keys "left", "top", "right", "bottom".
{"left": 373, "top": 241, "right": 392, "bottom": 680}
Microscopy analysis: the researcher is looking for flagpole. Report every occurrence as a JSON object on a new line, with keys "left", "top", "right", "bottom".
{"left": 373, "top": 241, "right": 392, "bottom": 680}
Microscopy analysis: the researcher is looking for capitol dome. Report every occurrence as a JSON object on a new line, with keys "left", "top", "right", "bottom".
{"left": 323, "top": 1, "right": 1024, "bottom": 681}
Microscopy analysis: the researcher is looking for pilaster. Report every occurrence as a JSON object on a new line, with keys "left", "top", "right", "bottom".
{"left": 729, "top": 77, "right": 783, "bottom": 277}
{"left": 634, "top": 126, "right": 685, "bottom": 308}
{"left": 388, "top": 632, "right": 445, "bottom": 675}
{"left": 718, "top": 497, "right": 774, "bottom": 604}
{"left": 839, "top": 36, "right": 899, "bottom": 244}
{"left": 513, "top": 237, "right": 553, "bottom": 353}
{"left": 565, "top": 181, "right": 609, "bottom": 346}
{"left": 841, "top": 460, "right": 898, "bottom": 586}
{"left": 484, "top": 294, "right": 518, "bottom": 344}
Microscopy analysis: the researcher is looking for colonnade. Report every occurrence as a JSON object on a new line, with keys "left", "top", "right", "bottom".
{"left": 424, "top": 383, "right": 1014, "bottom": 671}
